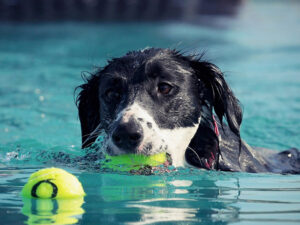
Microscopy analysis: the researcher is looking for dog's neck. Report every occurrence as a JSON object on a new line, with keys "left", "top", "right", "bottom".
{"left": 164, "top": 118, "right": 201, "bottom": 167}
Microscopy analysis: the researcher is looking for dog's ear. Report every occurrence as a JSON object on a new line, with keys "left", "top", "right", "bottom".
{"left": 190, "top": 60, "right": 243, "bottom": 138}
{"left": 76, "top": 73, "right": 101, "bottom": 148}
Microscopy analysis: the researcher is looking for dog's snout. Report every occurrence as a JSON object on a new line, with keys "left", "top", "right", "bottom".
{"left": 112, "top": 118, "right": 143, "bottom": 152}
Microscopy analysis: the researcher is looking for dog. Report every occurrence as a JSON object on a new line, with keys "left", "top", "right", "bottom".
{"left": 76, "top": 48, "right": 300, "bottom": 174}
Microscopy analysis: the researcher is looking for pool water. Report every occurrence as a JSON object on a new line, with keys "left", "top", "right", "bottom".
{"left": 1, "top": 0, "right": 300, "bottom": 224}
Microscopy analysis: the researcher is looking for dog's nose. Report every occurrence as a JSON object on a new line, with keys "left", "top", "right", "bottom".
{"left": 112, "top": 119, "right": 143, "bottom": 152}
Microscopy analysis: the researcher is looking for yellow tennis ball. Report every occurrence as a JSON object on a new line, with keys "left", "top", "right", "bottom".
{"left": 103, "top": 152, "right": 167, "bottom": 171}
{"left": 22, "top": 168, "right": 85, "bottom": 199}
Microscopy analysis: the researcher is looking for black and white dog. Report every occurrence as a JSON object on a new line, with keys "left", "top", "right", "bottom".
{"left": 76, "top": 48, "right": 300, "bottom": 174}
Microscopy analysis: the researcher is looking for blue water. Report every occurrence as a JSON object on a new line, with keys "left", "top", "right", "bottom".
{"left": 1, "top": 0, "right": 300, "bottom": 224}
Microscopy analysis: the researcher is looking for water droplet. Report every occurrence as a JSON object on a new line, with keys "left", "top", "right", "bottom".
{"left": 35, "top": 88, "right": 41, "bottom": 94}
{"left": 39, "top": 96, "right": 45, "bottom": 101}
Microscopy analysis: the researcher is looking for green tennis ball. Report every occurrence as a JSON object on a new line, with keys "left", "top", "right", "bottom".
{"left": 103, "top": 152, "right": 167, "bottom": 171}
{"left": 22, "top": 168, "right": 85, "bottom": 199}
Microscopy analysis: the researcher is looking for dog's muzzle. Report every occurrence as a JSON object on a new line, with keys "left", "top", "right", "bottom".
{"left": 111, "top": 117, "right": 143, "bottom": 153}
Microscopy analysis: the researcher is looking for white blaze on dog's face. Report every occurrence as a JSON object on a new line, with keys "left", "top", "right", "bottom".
{"left": 107, "top": 103, "right": 201, "bottom": 167}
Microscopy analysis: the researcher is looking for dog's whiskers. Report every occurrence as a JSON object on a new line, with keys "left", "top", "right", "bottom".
{"left": 82, "top": 124, "right": 103, "bottom": 147}
{"left": 187, "top": 146, "right": 202, "bottom": 166}
{"left": 81, "top": 131, "right": 100, "bottom": 139}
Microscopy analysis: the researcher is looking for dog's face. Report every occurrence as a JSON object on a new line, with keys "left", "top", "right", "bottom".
{"left": 98, "top": 49, "right": 202, "bottom": 166}
{"left": 77, "top": 48, "right": 242, "bottom": 168}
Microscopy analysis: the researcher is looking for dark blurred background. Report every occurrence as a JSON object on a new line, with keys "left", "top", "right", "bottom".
{"left": 0, "top": 0, "right": 243, "bottom": 22}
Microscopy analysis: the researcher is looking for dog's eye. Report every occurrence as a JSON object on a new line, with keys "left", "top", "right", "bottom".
{"left": 105, "top": 89, "right": 120, "bottom": 100}
{"left": 158, "top": 83, "right": 172, "bottom": 95}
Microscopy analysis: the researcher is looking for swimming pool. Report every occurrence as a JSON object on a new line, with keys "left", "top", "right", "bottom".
{"left": 1, "top": 1, "right": 300, "bottom": 224}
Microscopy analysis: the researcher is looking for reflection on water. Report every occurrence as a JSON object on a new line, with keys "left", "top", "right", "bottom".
{"left": 78, "top": 171, "right": 242, "bottom": 225}
{"left": 22, "top": 197, "right": 85, "bottom": 225}
{"left": 1, "top": 167, "right": 300, "bottom": 224}
{"left": 128, "top": 200, "right": 198, "bottom": 225}
{"left": 78, "top": 171, "right": 300, "bottom": 224}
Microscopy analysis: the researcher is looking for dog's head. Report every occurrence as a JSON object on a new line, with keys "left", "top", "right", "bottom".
{"left": 76, "top": 48, "right": 242, "bottom": 168}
